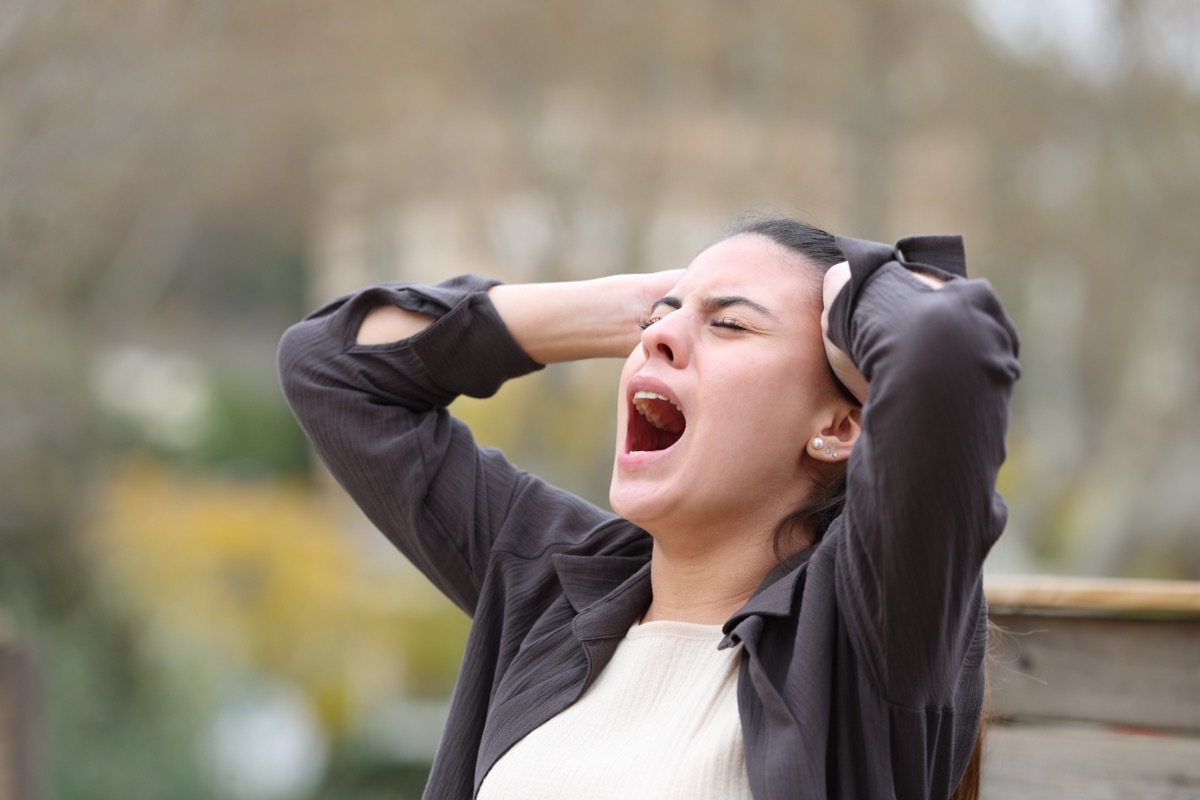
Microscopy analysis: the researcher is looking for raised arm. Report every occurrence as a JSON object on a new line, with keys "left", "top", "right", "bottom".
{"left": 278, "top": 271, "right": 678, "bottom": 613}
{"left": 823, "top": 236, "right": 1021, "bottom": 707}
{"left": 357, "top": 273, "right": 681, "bottom": 361}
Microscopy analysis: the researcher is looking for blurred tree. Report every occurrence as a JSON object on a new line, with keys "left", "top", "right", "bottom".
{"left": 89, "top": 458, "right": 470, "bottom": 720}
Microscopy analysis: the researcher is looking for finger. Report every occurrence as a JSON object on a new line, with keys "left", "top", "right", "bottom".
{"left": 822, "top": 261, "right": 851, "bottom": 304}
{"left": 821, "top": 262, "right": 850, "bottom": 333}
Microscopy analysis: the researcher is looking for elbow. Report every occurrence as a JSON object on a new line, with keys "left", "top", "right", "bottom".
{"left": 902, "top": 288, "right": 1021, "bottom": 391}
{"left": 276, "top": 319, "right": 327, "bottom": 416}
{"left": 276, "top": 321, "right": 304, "bottom": 397}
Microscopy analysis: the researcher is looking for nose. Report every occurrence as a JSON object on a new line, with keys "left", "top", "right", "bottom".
{"left": 640, "top": 312, "right": 689, "bottom": 368}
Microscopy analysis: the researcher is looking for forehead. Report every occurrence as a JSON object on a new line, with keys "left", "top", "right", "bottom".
{"left": 673, "top": 234, "right": 820, "bottom": 303}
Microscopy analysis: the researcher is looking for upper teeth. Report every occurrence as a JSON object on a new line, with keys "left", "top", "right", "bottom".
{"left": 632, "top": 390, "right": 681, "bottom": 431}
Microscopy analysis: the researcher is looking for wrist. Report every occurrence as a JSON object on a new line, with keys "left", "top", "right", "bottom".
{"left": 486, "top": 275, "right": 642, "bottom": 364}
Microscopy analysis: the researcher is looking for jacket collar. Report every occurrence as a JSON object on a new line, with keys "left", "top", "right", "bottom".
{"left": 720, "top": 546, "right": 815, "bottom": 645}
{"left": 552, "top": 552, "right": 652, "bottom": 640}
{"left": 551, "top": 537, "right": 817, "bottom": 642}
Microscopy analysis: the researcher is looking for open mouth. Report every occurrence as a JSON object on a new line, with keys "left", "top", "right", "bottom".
{"left": 626, "top": 390, "right": 686, "bottom": 454}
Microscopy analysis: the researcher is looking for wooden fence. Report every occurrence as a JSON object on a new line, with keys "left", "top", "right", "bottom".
{"left": 982, "top": 575, "right": 1200, "bottom": 799}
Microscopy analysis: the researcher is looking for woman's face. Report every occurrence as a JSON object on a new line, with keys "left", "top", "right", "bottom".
{"left": 610, "top": 234, "right": 840, "bottom": 543}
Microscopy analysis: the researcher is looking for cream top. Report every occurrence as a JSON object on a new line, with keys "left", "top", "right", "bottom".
{"left": 477, "top": 619, "right": 751, "bottom": 800}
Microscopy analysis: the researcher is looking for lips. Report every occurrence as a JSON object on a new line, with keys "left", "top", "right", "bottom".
{"left": 625, "top": 387, "right": 686, "bottom": 455}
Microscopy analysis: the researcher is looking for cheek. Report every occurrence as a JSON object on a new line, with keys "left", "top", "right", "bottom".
{"left": 617, "top": 348, "right": 641, "bottom": 392}
{"left": 614, "top": 348, "right": 645, "bottom": 424}
{"left": 621, "top": 341, "right": 646, "bottom": 374}
{"left": 725, "top": 354, "right": 827, "bottom": 434}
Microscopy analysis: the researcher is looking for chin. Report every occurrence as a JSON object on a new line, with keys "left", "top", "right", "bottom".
{"left": 608, "top": 477, "right": 642, "bottom": 523}
{"left": 608, "top": 481, "right": 637, "bottom": 523}
{"left": 609, "top": 476, "right": 671, "bottom": 532}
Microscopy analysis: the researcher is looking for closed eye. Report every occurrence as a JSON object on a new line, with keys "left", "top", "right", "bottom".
{"left": 637, "top": 315, "right": 664, "bottom": 330}
{"left": 712, "top": 317, "right": 749, "bottom": 332}
{"left": 640, "top": 314, "right": 752, "bottom": 332}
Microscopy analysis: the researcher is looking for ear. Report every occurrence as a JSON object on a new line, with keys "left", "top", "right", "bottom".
{"left": 806, "top": 407, "right": 862, "bottom": 464}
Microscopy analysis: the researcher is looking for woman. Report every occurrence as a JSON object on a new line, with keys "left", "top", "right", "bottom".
{"left": 278, "top": 216, "right": 1020, "bottom": 799}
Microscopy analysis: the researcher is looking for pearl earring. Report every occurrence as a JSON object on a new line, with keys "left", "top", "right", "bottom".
{"left": 811, "top": 437, "right": 825, "bottom": 451}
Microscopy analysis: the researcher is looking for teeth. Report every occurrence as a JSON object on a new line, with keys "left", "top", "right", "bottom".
{"left": 632, "top": 390, "right": 681, "bottom": 431}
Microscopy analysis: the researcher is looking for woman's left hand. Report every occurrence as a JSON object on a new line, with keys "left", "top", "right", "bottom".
{"left": 821, "top": 261, "right": 869, "bottom": 404}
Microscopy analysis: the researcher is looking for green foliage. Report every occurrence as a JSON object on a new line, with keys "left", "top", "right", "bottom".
{"left": 41, "top": 612, "right": 214, "bottom": 800}
{"left": 96, "top": 376, "right": 313, "bottom": 480}
{"left": 394, "top": 607, "right": 472, "bottom": 698}
{"left": 190, "top": 381, "right": 313, "bottom": 479}
{"left": 89, "top": 456, "right": 472, "bottom": 732}
{"left": 312, "top": 744, "right": 431, "bottom": 800}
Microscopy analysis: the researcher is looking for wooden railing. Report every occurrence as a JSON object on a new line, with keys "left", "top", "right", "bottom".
{"left": 982, "top": 575, "right": 1200, "bottom": 799}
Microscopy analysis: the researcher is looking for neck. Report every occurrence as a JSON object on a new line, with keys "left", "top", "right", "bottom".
{"left": 642, "top": 533, "right": 780, "bottom": 625}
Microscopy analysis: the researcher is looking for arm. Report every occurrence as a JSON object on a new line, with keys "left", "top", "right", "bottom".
{"left": 823, "top": 237, "right": 1020, "bottom": 706}
{"left": 358, "top": 273, "right": 681, "bottom": 362}
{"left": 278, "top": 272, "right": 678, "bottom": 614}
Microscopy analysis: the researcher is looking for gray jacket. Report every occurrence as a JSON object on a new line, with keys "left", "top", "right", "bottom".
{"left": 278, "top": 235, "right": 1020, "bottom": 799}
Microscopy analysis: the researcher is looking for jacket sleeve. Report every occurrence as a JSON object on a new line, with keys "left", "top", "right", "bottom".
{"left": 277, "top": 274, "right": 616, "bottom": 615}
{"left": 827, "top": 236, "right": 1021, "bottom": 707}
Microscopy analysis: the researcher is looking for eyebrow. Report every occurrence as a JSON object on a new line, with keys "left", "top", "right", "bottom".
{"left": 651, "top": 294, "right": 781, "bottom": 322}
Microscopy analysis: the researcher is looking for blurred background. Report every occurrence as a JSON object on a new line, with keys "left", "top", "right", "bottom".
{"left": 2, "top": 0, "right": 1199, "bottom": 797}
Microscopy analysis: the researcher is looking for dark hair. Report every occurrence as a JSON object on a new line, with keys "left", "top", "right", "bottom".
{"left": 725, "top": 214, "right": 846, "bottom": 274}
{"left": 721, "top": 215, "right": 850, "bottom": 557}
